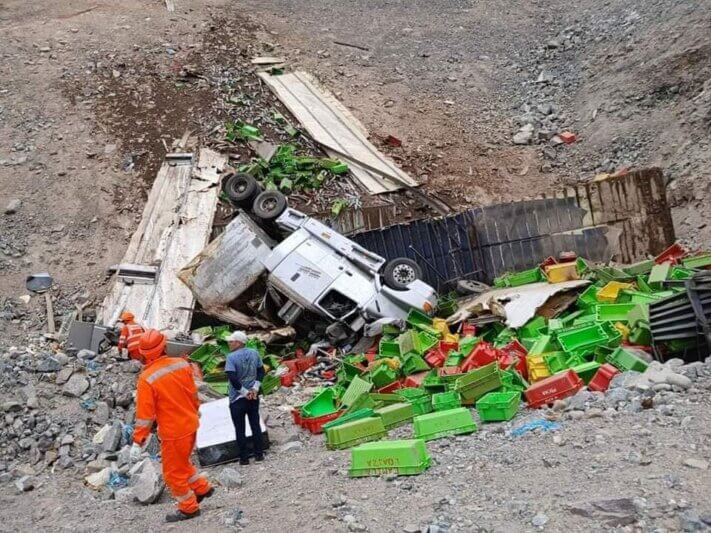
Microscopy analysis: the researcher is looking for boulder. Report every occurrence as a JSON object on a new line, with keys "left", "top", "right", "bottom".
{"left": 62, "top": 374, "right": 89, "bottom": 397}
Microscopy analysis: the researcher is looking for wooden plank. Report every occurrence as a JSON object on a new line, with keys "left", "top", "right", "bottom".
{"left": 258, "top": 71, "right": 418, "bottom": 194}
{"left": 97, "top": 149, "right": 227, "bottom": 335}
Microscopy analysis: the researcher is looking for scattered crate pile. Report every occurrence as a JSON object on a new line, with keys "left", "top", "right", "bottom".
{"left": 286, "top": 244, "right": 711, "bottom": 478}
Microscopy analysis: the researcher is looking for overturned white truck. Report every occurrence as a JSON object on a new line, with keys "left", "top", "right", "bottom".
{"left": 179, "top": 174, "right": 438, "bottom": 341}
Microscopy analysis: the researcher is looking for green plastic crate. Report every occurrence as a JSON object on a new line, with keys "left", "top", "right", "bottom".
{"left": 422, "top": 369, "right": 446, "bottom": 393}
{"left": 628, "top": 324, "right": 651, "bottom": 345}
{"left": 454, "top": 362, "right": 502, "bottom": 405}
{"left": 374, "top": 402, "right": 414, "bottom": 430}
{"left": 606, "top": 347, "right": 649, "bottom": 372}
{"left": 322, "top": 408, "right": 375, "bottom": 431}
{"left": 500, "top": 369, "right": 529, "bottom": 393}
{"left": 623, "top": 259, "right": 655, "bottom": 276}
{"left": 496, "top": 267, "right": 544, "bottom": 287}
{"left": 599, "top": 322, "right": 622, "bottom": 347}
{"left": 648, "top": 263, "right": 670, "bottom": 289}
{"left": 670, "top": 266, "right": 694, "bottom": 280}
{"left": 476, "top": 391, "right": 520, "bottom": 422}
{"left": 431, "top": 391, "right": 461, "bottom": 411}
{"left": 547, "top": 318, "right": 565, "bottom": 332}
{"left": 349, "top": 439, "right": 431, "bottom": 477}
{"left": 402, "top": 353, "right": 431, "bottom": 375}
{"left": 343, "top": 392, "right": 376, "bottom": 415}
{"left": 379, "top": 338, "right": 401, "bottom": 358}
{"left": 341, "top": 376, "right": 374, "bottom": 408}
{"left": 594, "top": 303, "right": 637, "bottom": 322}
{"left": 337, "top": 362, "right": 365, "bottom": 385}
{"left": 369, "top": 393, "right": 403, "bottom": 405}
{"left": 520, "top": 316, "right": 547, "bottom": 338}
{"left": 543, "top": 351, "right": 568, "bottom": 373}
{"left": 395, "top": 388, "right": 433, "bottom": 416}
{"left": 528, "top": 335, "right": 556, "bottom": 356}
{"left": 569, "top": 361, "right": 601, "bottom": 384}
{"left": 414, "top": 331, "right": 439, "bottom": 354}
{"left": 406, "top": 308, "right": 435, "bottom": 331}
{"left": 413, "top": 408, "right": 477, "bottom": 441}
{"left": 557, "top": 324, "right": 609, "bottom": 352}
{"left": 445, "top": 351, "right": 464, "bottom": 367}
{"left": 572, "top": 314, "right": 598, "bottom": 327}
{"left": 261, "top": 373, "right": 281, "bottom": 396}
{"left": 301, "top": 388, "right": 338, "bottom": 417}
{"left": 682, "top": 252, "right": 711, "bottom": 269}
{"left": 577, "top": 285, "right": 600, "bottom": 308}
{"left": 370, "top": 364, "right": 398, "bottom": 389}
{"left": 459, "top": 336, "right": 480, "bottom": 356}
{"left": 594, "top": 266, "right": 633, "bottom": 284}
{"left": 325, "top": 416, "right": 388, "bottom": 450}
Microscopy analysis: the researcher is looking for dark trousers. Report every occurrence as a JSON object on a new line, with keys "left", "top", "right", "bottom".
{"left": 229, "top": 397, "right": 263, "bottom": 460}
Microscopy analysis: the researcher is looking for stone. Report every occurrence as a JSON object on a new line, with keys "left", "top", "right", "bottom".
{"left": 85, "top": 467, "right": 112, "bottom": 489}
{"left": 568, "top": 498, "right": 638, "bottom": 527}
{"left": 279, "top": 441, "right": 303, "bottom": 453}
{"left": 26, "top": 396, "right": 39, "bottom": 409}
{"left": 217, "top": 467, "right": 243, "bottom": 488}
{"left": 532, "top": 513, "right": 548, "bottom": 527}
{"left": 679, "top": 510, "right": 707, "bottom": 531}
{"left": 103, "top": 421, "right": 123, "bottom": 452}
{"left": 683, "top": 458, "right": 709, "bottom": 470}
{"left": 93, "top": 402, "right": 110, "bottom": 425}
{"left": 77, "top": 349, "right": 97, "bottom": 361}
{"left": 1, "top": 401, "right": 22, "bottom": 413}
{"left": 55, "top": 367, "right": 74, "bottom": 385}
{"left": 666, "top": 373, "right": 692, "bottom": 389}
{"left": 36, "top": 356, "right": 62, "bottom": 373}
{"left": 403, "top": 526, "right": 420, "bottom": 533}
{"left": 114, "top": 487, "right": 134, "bottom": 502}
{"left": 130, "top": 459, "right": 164, "bottom": 504}
{"left": 62, "top": 374, "right": 89, "bottom": 397}
{"left": 14, "top": 475, "right": 34, "bottom": 493}
{"left": 4, "top": 199, "right": 21, "bottom": 215}
{"left": 567, "top": 390, "right": 592, "bottom": 411}
{"left": 93, "top": 424, "right": 111, "bottom": 445}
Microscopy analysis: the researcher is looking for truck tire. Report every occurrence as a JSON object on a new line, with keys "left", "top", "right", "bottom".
{"left": 456, "top": 279, "right": 491, "bottom": 296}
{"left": 223, "top": 173, "right": 260, "bottom": 207}
{"left": 252, "top": 190, "right": 287, "bottom": 221}
{"left": 382, "top": 257, "right": 422, "bottom": 290}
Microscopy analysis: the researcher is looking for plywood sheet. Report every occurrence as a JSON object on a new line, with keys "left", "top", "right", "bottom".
{"left": 258, "top": 71, "right": 418, "bottom": 194}
{"left": 97, "top": 149, "right": 227, "bottom": 334}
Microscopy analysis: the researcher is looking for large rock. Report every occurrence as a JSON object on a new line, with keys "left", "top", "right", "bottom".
{"left": 93, "top": 401, "right": 110, "bottom": 425}
{"left": 129, "top": 459, "right": 165, "bottom": 504}
{"left": 14, "top": 476, "right": 34, "bottom": 493}
{"left": 55, "top": 367, "right": 74, "bottom": 385}
{"left": 62, "top": 374, "right": 89, "bottom": 397}
{"left": 217, "top": 467, "right": 243, "bottom": 488}
{"left": 36, "top": 356, "right": 62, "bottom": 373}
{"left": 103, "top": 421, "right": 123, "bottom": 452}
{"left": 567, "top": 498, "right": 640, "bottom": 527}
{"left": 85, "top": 467, "right": 112, "bottom": 489}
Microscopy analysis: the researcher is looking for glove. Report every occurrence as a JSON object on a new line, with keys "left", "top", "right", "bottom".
{"left": 129, "top": 443, "right": 143, "bottom": 462}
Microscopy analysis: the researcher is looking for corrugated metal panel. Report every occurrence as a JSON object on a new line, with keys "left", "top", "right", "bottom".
{"left": 353, "top": 168, "right": 675, "bottom": 290}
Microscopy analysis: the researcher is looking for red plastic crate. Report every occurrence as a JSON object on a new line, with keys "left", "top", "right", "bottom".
{"left": 424, "top": 348, "right": 446, "bottom": 368}
{"left": 291, "top": 408, "right": 302, "bottom": 426}
{"left": 461, "top": 324, "right": 477, "bottom": 337}
{"left": 282, "top": 359, "right": 299, "bottom": 373}
{"left": 403, "top": 371, "right": 429, "bottom": 388}
{"left": 587, "top": 363, "right": 620, "bottom": 393}
{"left": 501, "top": 340, "right": 528, "bottom": 379}
{"left": 322, "top": 370, "right": 336, "bottom": 380}
{"left": 300, "top": 411, "right": 342, "bottom": 434}
{"left": 377, "top": 380, "right": 403, "bottom": 393}
{"left": 438, "top": 366, "right": 463, "bottom": 377}
{"left": 295, "top": 355, "right": 317, "bottom": 372}
{"left": 497, "top": 352, "right": 526, "bottom": 378}
{"left": 654, "top": 242, "right": 686, "bottom": 265}
{"left": 281, "top": 372, "right": 297, "bottom": 387}
{"left": 364, "top": 352, "right": 376, "bottom": 363}
{"left": 525, "top": 370, "right": 584, "bottom": 408}
{"left": 439, "top": 341, "right": 459, "bottom": 355}
{"left": 540, "top": 256, "right": 557, "bottom": 268}
{"left": 461, "top": 341, "right": 497, "bottom": 372}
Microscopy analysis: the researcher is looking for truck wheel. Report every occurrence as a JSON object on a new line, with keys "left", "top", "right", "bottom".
{"left": 456, "top": 280, "right": 491, "bottom": 296}
{"left": 252, "top": 190, "right": 287, "bottom": 221}
{"left": 223, "top": 173, "right": 260, "bottom": 207}
{"left": 383, "top": 258, "right": 422, "bottom": 290}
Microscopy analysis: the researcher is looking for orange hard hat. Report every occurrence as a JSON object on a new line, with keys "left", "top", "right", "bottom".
{"left": 138, "top": 329, "right": 166, "bottom": 364}
{"left": 120, "top": 311, "right": 135, "bottom": 323}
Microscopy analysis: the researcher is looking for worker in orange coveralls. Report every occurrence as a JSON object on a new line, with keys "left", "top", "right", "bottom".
{"left": 117, "top": 311, "right": 144, "bottom": 361}
{"left": 130, "top": 329, "right": 214, "bottom": 522}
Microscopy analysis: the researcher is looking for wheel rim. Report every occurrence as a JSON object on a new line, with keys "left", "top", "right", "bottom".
{"left": 392, "top": 264, "right": 416, "bottom": 285}
{"left": 260, "top": 197, "right": 278, "bottom": 212}
{"left": 236, "top": 181, "right": 247, "bottom": 193}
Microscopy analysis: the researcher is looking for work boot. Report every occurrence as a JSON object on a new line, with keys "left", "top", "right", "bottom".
{"left": 239, "top": 458, "right": 249, "bottom": 466}
{"left": 197, "top": 487, "right": 214, "bottom": 503}
{"left": 165, "top": 510, "right": 201, "bottom": 523}
{"left": 254, "top": 454, "right": 265, "bottom": 462}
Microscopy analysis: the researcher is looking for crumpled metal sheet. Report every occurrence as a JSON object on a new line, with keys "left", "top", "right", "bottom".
{"left": 448, "top": 280, "right": 590, "bottom": 328}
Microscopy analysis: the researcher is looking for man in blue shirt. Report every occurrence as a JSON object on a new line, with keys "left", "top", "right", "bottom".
{"left": 225, "top": 331, "right": 265, "bottom": 465}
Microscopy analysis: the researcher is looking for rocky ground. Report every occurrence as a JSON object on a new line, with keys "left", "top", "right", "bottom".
{"left": 1, "top": 341, "right": 710, "bottom": 532}
{"left": 1, "top": 0, "right": 710, "bottom": 531}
